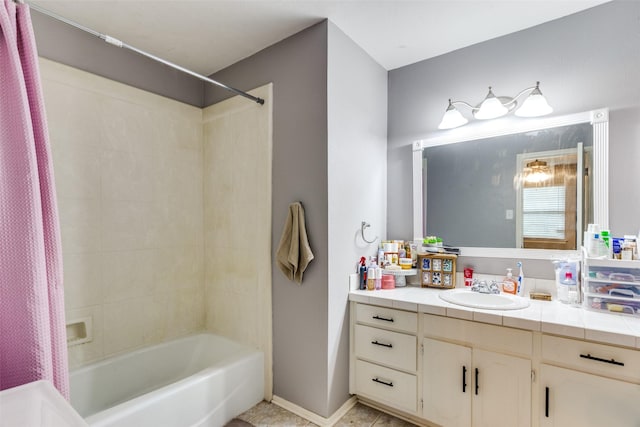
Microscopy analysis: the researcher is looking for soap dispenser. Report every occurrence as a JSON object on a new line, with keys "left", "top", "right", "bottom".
{"left": 502, "top": 268, "right": 517, "bottom": 295}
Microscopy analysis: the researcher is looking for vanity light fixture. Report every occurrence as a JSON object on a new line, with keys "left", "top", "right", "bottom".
{"left": 523, "top": 159, "right": 552, "bottom": 184}
{"left": 438, "top": 81, "right": 553, "bottom": 130}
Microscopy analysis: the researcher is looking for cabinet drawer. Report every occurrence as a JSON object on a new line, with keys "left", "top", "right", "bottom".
{"left": 355, "top": 359, "right": 417, "bottom": 414}
{"left": 542, "top": 335, "right": 640, "bottom": 383}
{"left": 424, "top": 314, "right": 532, "bottom": 357}
{"left": 355, "top": 324, "right": 417, "bottom": 372}
{"left": 356, "top": 304, "right": 417, "bottom": 334}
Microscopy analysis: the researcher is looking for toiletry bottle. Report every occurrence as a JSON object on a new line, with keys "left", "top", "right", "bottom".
{"left": 586, "top": 224, "right": 600, "bottom": 257}
{"left": 516, "top": 261, "right": 525, "bottom": 297}
{"left": 399, "top": 243, "right": 406, "bottom": 259}
{"left": 622, "top": 235, "right": 636, "bottom": 260}
{"left": 367, "top": 263, "right": 376, "bottom": 291}
{"left": 374, "top": 266, "right": 382, "bottom": 290}
{"left": 601, "top": 230, "right": 612, "bottom": 259}
{"left": 359, "top": 257, "right": 367, "bottom": 290}
{"left": 502, "top": 268, "right": 517, "bottom": 294}
{"left": 563, "top": 271, "right": 578, "bottom": 305}
{"left": 464, "top": 267, "right": 474, "bottom": 287}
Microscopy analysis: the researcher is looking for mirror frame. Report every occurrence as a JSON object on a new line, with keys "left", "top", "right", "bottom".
{"left": 412, "top": 108, "right": 609, "bottom": 259}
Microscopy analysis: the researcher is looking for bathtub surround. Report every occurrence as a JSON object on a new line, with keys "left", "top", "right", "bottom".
{"left": 0, "top": 1, "right": 68, "bottom": 398}
{"left": 41, "top": 58, "right": 205, "bottom": 368}
{"left": 203, "top": 84, "right": 274, "bottom": 401}
{"left": 41, "top": 57, "right": 274, "bottom": 405}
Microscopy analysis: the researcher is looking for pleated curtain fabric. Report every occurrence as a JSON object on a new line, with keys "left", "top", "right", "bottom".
{"left": 0, "top": 0, "right": 69, "bottom": 399}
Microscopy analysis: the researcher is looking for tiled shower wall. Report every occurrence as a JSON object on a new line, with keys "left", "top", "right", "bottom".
{"left": 41, "top": 59, "right": 205, "bottom": 367}
{"left": 203, "top": 84, "right": 273, "bottom": 399}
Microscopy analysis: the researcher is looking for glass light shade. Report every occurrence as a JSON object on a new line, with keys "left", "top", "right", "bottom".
{"left": 515, "top": 92, "right": 553, "bottom": 117}
{"left": 524, "top": 159, "right": 552, "bottom": 183}
{"left": 474, "top": 88, "right": 508, "bottom": 120}
{"left": 438, "top": 104, "right": 468, "bottom": 129}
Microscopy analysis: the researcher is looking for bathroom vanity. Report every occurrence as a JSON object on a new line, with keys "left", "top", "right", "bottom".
{"left": 349, "top": 287, "right": 640, "bottom": 427}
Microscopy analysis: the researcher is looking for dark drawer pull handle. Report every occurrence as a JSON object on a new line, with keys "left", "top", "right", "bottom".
{"left": 580, "top": 353, "right": 624, "bottom": 366}
{"left": 475, "top": 368, "right": 479, "bottom": 395}
{"left": 372, "top": 377, "right": 393, "bottom": 387}
{"left": 371, "top": 340, "right": 393, "bottom": 348}
{"left": 372, "top": 315, "right": 394, "bottom": 322}
{"left": 462, "top": 366, "right": 467, "bottom": 393}
{"left": 545, "top": 387, "right": 549, "bottom": 418}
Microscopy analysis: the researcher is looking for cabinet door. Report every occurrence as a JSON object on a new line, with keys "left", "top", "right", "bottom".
{"left": 423, "top": 338, "right": 472, "bottom": 427}
{"left": 540, "top": 364, "right": 640, "bottom": 427}
{"left": 472, "top": 349, "right": 531, "bottom": 427}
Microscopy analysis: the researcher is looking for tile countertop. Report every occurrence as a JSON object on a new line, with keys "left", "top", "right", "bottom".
{"left": 349, "top": 286, "right": 640, "bottom": 350}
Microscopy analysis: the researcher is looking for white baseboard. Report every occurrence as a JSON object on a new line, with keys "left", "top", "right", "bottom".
{"left": 270, "top": 395, "right": 357, "bottom": 427}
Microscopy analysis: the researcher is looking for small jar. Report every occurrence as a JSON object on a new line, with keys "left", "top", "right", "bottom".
{"left": 381, "top": 274, "right": 395, "bottom": 289}
{"left": 399, "top": 258, "right": 412, "bottom": 270}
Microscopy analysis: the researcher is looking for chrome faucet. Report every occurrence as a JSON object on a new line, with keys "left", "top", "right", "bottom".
{"left": 470, "top": 279, "right": 501, "bottom": 294}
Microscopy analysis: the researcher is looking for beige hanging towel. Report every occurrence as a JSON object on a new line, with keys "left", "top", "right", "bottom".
{"left": 276, "top": 202, "right": 314, "bottom": 284}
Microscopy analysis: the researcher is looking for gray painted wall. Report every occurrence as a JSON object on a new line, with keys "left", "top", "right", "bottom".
{"left": 388, "top": 1, "right": 640, "bottom": 278}
{"left": 205, "top": 22, "right": 332, "bottom": 416}
{"left": 31, "top": 10, "right": 204, "bottom": 107}
{"left": 327, "top": 22, "right": 387, "bottom": 414}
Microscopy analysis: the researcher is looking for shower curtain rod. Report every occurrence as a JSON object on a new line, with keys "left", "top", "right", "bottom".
{"left": 16, "top": 0, "right": 265, "bottom": 105}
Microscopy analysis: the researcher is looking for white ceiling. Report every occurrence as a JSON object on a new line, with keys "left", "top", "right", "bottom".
{"left": 30, "top": 0, "right": 610, "bottom": 76}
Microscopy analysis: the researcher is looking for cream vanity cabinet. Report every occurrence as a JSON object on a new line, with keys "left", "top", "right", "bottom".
{"left": 422, "top": 314, "right": 532, "bottom": 427}
{"left": 539, "top": 335, "right": 640, "bottom": 426}
{"left": 352, "top": 303, "right": 418, "bottom": 415}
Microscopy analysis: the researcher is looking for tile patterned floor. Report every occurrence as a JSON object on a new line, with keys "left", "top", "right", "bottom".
{"left": 232, "top": 401, "right": 418, "bottom": 427}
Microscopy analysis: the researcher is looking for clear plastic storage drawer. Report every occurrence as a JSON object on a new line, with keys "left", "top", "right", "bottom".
{"left": 583, "top": 258, "right": 640, "bottom": 317}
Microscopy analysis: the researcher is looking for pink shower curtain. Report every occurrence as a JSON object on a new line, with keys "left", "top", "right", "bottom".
{"left": 0, "top": 0, "right": 69, "bottom": 399}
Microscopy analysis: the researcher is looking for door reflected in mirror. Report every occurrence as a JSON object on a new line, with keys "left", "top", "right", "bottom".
{"left": 516, "top": 147, "right": 592, "bottom": 250}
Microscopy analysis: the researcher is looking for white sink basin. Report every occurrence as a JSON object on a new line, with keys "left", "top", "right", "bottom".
{"left": 439, "top": 288, "right": 530, "bottom": 310}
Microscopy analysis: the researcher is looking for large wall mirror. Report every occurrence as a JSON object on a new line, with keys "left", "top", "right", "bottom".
{"left": 412, "top": 109, "right": 609, "bottom": 259}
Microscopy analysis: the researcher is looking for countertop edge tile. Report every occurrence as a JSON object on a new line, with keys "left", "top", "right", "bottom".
{"left": 503, "top": 316, "right": 540, "bottom": 332}
{"left": 472, "top": 310, "right": 503, "bottom": 326}
{"left": 368, "top": 296, "right": 394, "bottom": 308}
{"left": 350, "top": 294, "right": 369, "bottom": 304}
{"left": 584, "top": 329, "right": 636, "bottom": 348}
{"left": 446, "top": 307, "right": 474, "bottom": 320}
{"left": 393, "top": 300, "right": 418, "bottom": 312}
{"left": 419, "top": 303, "right": 446, "bottom": 316}
{"left": 541, "top": 321, "right": 585, "bottom": 340}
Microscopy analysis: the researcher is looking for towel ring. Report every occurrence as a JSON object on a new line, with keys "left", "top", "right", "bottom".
{"left": 361, "top": 221, "right": 378, "bottom": 244}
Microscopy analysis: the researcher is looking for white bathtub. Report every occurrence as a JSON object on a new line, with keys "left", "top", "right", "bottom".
{"left": 70, "top": 333, "right": 264, "bottom": 427}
